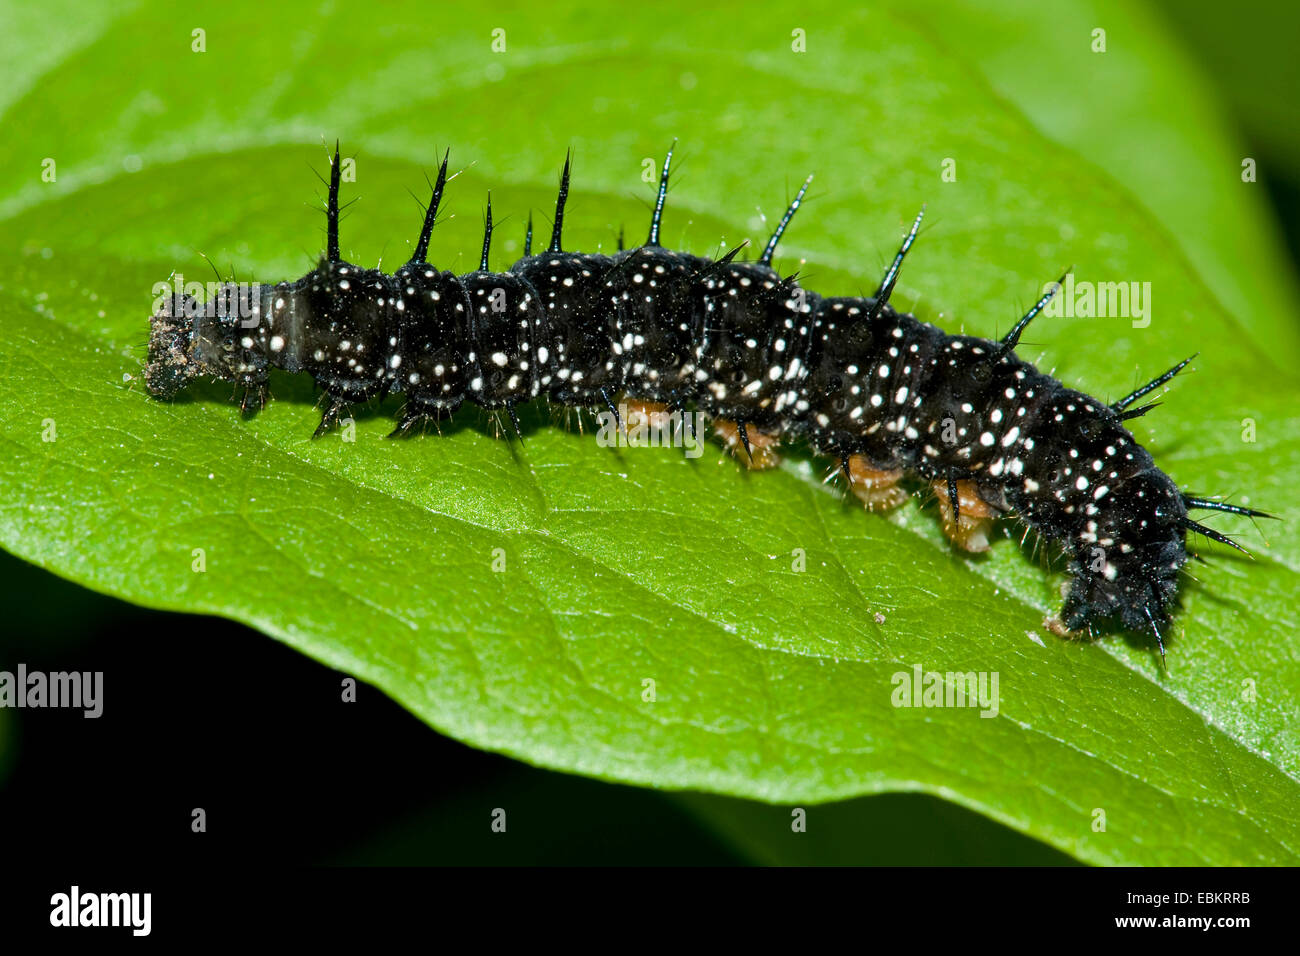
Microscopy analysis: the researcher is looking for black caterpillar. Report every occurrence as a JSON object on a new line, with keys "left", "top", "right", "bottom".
{"left": 145, "top": 143, "right": 1270, "bottom": 662}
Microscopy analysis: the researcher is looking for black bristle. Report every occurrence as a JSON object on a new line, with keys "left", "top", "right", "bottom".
{"left": 1000, "top": 267, "right": 1070, "bottom": 353}
{"left": 480, "top": 194, "right": 493, "bottom": 272}
{"left": 548, "top": 150, "right": 572, "bottom": 254}
{"left": 411, "top": 149, "right": 450, "bottom": 264}
{"left": 1183, "top": 496, "right": 1275, "bottom": 519}
{"left": 326, "top": 141, "right": 342, "bottom": 262}
{"left": 758, "top": 174, "right": 814, "bottom": 267}
{"left": 646, "top": 140, "right": 676, "bottom": 247}
{"left": 868, "top": 206, "right": 924, "bottom": 321}
{"left": 1112, "top": 354, "right": 1197, "bottom": 412}
{"left": 1181, "top": 516, "right": 1252, "bottom": 555}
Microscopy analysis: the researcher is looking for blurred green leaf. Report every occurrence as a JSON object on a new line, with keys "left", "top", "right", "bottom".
{"left": 2, "top": 0, "right": 1297, "bottom": 865}
{"left": 1149, "top": 0, "right": 1300, "bottom": 182}
{"left": 906, "top": 0, "right": 1300, "bottom": 355}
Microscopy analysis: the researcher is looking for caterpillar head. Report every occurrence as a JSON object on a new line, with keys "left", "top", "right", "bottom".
{"left": 145, "top": 284, "right": 266, "bottom": 398}
{"left": 145, "top": 291, "right": 202, "bottom": 399}
{"left": 1061, "top": 469, "right": 1188, "bottom": 635}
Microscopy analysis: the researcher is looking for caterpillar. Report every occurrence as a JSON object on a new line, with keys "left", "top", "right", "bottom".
{"left": 144, "top": 142, "right": 1270, "bottom": 663}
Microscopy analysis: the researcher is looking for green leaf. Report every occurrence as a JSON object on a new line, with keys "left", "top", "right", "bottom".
{"left": 2, "top": 0, "right": 1297, "bottom": 865}
{"left": 903, "top": 0, "right": 1300, "bottom": 354}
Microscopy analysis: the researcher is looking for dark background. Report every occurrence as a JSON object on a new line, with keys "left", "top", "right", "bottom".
{"left": 1, "top": 3, "right": 1294, "bottom": 865}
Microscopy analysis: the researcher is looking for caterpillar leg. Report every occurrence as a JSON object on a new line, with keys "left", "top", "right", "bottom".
{"left": 615, "top": 398, "right": 693, "bottom": 452}
{"left": 389, "top": 413, "right": 425, "bottom": 438}
{"left": 932, "top": 478, "right": 995, "bottom": 552}
{"left": 238, "top": 384, "right": 268, "bottom": 417}
{"left": 313, "top": 397, "right": 350, "bottom": 437}
{"left": 844, "top": 455, "right": 907, "bottom": 511}
{"left": 1043, "top": 616, "right": 1086, "bottom": 639}
{"left": 621, "top": 399, "right": 675, "bottom": 435}
{"left": 714, "top": 419, "right": 781, "bottom": 469}
{"left": 389, "top": 403, "right": 447, "bottom": 438}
